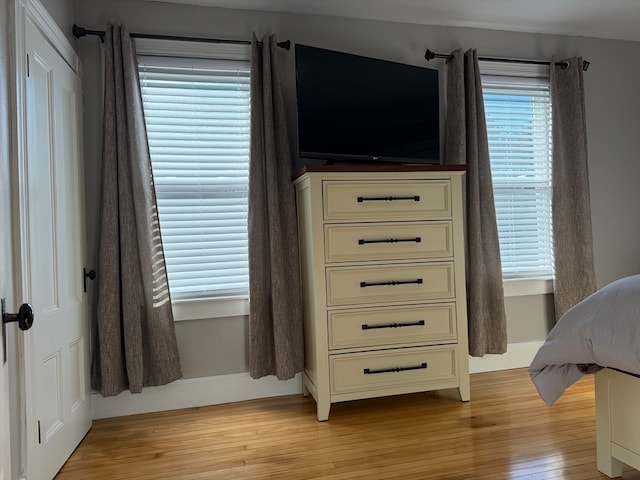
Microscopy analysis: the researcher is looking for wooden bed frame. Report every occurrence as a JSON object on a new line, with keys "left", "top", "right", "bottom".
{"left": 595, "top": 368, "right": 640, "bottom": 477}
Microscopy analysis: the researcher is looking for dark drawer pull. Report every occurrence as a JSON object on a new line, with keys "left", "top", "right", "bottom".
{"left": 360, "top": 279, "right": 423, "bottom": 288}
{"left": 364, "top": 362, "right": 427, "bottom": 375}
{"left": 358, "top": 237, "right": 422, "bottom": 245}
{"left": 357, "top": 195, "right": 420, "bottom": 203}
{"left": 362, "top": 320, "right": 425, "bottom": 330}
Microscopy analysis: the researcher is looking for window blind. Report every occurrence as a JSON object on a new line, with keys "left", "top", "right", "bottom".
{"left": 138, "top": 58, "right": 251, "bottom": 300}
{"left": 483, "top": 80, "right": 554, "bottom": 278}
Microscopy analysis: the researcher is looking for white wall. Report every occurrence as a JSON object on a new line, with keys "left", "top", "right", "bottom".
{"left": 76, "top": 0, "right": 640, "bottom": 393}
{"left": 39, "top": 0, "right": 77, "bottom": 45}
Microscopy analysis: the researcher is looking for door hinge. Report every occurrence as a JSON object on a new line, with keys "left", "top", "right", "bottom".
{"left": 37, "top": 420, "right": 41, "bottom": 444}
{"left": 26, "top": 53, "right": 30, "bottom": 77}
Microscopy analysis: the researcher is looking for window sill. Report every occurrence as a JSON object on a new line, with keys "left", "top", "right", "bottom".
{"left": 171, "top": 296, "right": 249, "bottom": 322}
{"left": 503, "top": 277, "right": 554, "bottom": 298}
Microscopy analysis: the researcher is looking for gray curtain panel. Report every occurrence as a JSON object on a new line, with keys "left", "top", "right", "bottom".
{"left": 551, "top": 58, "right": 596, "bottom": 320}
{"left": 444, "top": 49, "right": 508, "bottom": 356}
{"left": 92, "top": 24, "right": 182, "bottom": 397}
{"left": 248, "top": 34, "right": 304, "bottom": 380}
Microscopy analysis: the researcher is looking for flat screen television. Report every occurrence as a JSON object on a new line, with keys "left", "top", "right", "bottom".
{"left": 295, "top": 44, "right": 441, "bottom": 165}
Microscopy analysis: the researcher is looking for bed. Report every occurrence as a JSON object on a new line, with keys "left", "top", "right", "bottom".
{"left": 595, "top": 368, "right": 640, "bottom": 477}
{"left": 529, "top": 274, "right": 640, "bottom": 478}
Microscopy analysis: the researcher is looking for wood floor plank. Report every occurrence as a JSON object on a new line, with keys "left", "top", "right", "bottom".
{"left": 55, "top": 368, "right": 636, "bottom": 479}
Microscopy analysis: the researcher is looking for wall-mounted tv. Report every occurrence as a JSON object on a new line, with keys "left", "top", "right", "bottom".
{"left": 295, "top": 44, "right": 440, "bottom": 165}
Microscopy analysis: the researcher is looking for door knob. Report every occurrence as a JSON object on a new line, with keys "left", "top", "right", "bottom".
{"left": 2, "top": 298, "right": 34, "bottom": 365}
{"left": 2, "top": 302, "right": 34, "bottom": 331}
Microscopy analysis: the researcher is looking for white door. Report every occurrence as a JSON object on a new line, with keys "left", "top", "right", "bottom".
{"left": 19, "top": 15, "right": 92, "bottom": 480}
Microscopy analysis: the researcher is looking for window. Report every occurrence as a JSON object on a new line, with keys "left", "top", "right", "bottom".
{"left": 137, "top": 43, "right": 251, "bottom": 318}
{"left": 481, "top": 66, "right": 554, "bottom": 284}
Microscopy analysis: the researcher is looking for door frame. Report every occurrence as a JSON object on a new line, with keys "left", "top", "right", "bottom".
{"left": 9, "top": 0, "right": 83, "bottom": 478}
{"left": 2, "top": 0, "right": 16, "bottom": 477}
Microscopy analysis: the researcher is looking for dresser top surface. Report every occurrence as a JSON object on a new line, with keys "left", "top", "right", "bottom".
{"left": 295, "top": 164, "right": 466, "bottom": 179}
{"left": 294, "top": 165, "right": 467, "bottom": 183}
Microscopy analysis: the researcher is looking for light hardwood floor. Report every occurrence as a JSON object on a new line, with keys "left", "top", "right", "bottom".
{"left": 55, "top": 368, "right": 639, "bottom": 479}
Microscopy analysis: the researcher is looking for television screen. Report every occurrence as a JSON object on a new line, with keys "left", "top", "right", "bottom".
{"left": 295, "top": 44, "right": 440, "bottom": 164}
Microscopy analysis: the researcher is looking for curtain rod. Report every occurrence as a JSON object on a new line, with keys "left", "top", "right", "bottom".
{"left": 72, "top": 24, "right": 291, "bottom": 50}
{"left": 424, "top": 49, "right": 590, "bottom": 71}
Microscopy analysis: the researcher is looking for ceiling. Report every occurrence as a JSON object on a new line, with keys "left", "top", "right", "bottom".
{"left": 147, "top": 0, "right": 640, "bottom": 42}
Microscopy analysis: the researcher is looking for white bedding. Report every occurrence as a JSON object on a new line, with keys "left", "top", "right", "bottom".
{"left": 529, "top": 274, "right": 640, "bottom": 405}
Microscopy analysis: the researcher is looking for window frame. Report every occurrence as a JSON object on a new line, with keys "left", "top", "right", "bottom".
{"left": 480, "top": 61, "right": 554, "bottom": 298}
{"left": 136, "top": 38, "right": 251, "bottom": 320}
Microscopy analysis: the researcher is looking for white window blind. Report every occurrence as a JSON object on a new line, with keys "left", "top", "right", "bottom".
{"left": 138, "top": 56, "right": 251, "bottom": 300}
{"left": 482, "top": 78, "right": 554, "bottom": 279}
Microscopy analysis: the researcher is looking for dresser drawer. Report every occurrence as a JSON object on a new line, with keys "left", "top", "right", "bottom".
{"left": 324, "top": 221, "right": 453, "bottom": 263}
{"left": 326, "top": 262, "right": 454, "bottom": 306}
{"left": 323, "top": 180, "right": 451, "bottom": 221}
{"left": 328, "top": 303, "right": 457, "bottom": 350}
{"left": 330, "top": 346, "right": 457, "bottom": 395}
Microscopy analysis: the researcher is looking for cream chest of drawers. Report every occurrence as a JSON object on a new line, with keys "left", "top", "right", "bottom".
{"left": 294, "top": 166, "right": 469, "bottom": 421}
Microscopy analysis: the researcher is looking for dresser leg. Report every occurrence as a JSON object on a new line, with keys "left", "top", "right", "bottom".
{"left": 458, "top": 381, "right": 471, "bottom": 402}
{"left": 317, "top": 400, "right": 331, "bottom": 422}
{"left": 302, "top": 382, "right": 310, "bottom": 397}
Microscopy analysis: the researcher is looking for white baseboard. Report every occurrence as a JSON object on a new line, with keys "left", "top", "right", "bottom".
{"left": 92, "top": 372, "right": 302, "bottom": 419}
{"left": 469, "top": 340, "right": 544, "bottom": 374}
{"left": 92, "top": 341, "right": 544, "bottom": 419}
